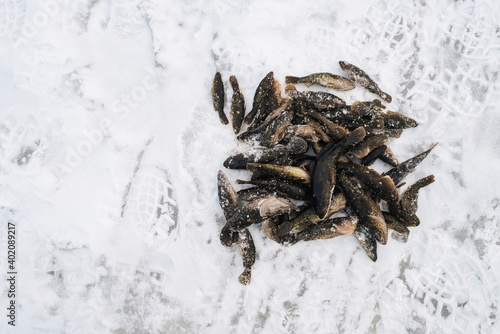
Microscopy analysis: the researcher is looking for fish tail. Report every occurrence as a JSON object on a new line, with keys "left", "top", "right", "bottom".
{"left": 238, "top": 268, "right": 252, "bottom": 285}
{"left": 285, "top": 76, "right": 300, "bottom": 84}
{"left": 380, "top": 92, "right": 392, "bottom": 103}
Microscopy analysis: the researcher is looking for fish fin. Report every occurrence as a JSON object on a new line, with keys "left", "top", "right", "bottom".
{"left": 238, "top": 268, "right": 252, "bottom": 285}
{"left": 304, "top": 82, "right": 314, "bottom": 87}
{"left": 285, "top": 76, "right": 300, "bottom": 84}
{"left": 365, "top": 215, "right": 388, "bottom": 245}
{"left": 380, "top": 92, "right": 392, "bottom": 103}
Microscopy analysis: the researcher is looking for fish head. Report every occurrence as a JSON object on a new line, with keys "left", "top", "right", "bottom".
{"left": 220, "top": 224, "right": 238, "bottom": 247}
{"left": 259, "top": 196, "right": 296, "bottom": 218}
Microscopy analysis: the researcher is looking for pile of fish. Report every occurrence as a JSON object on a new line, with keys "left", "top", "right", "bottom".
{"left": 212, "top": 61, "right": 436, "bottom": 285}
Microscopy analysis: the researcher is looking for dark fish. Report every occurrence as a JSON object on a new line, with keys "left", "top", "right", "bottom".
{"left": 361, "top": 144, "right": 388, "bottom": 166}
{"left": 400, "top": 175, "right": 435, "bottom": 217}
{"left": 238, "top": 99, "right": 293, "bottom": 141}
{"left": 301, "top": 109, "right": 348, "bottom": 140}
{"left": 229, "top": 75, "right": 246, "bottom": 134}
{"left": 312, "top": 127, "right": 366, "bottom": 219}
{"left": 217, "top": 170, "right": 240, "bottom": 247}
{"left": 220, "top": 223, "right": 239, "bottom": 247}
{"left": 224, "top": 136, "right": 308, "bottom": 169}
{"left": 277, "top": 192, "right": 346, "bottom": 236}
{"left": 285, "top": 83, "right": 346, "bottom": 108}
{"left": 277, "top": 208, "right": 321, "bottom": 236}
{"left": 285, "top": 73, "right": 355, "bottom": 91}
{"left": 247, "top": 87, "right": 274, "bottom": 130}
{"left": 237, "top": 228, "right": 256, "bottom": 285}
{"left": 348, "top": 134, "right": 389, "bottom": 159}
{"left": 236, "top": 179, "right": 311, "bottom": 200}
{"left": 384, "top": 143, "right": 437, "bottom": 185}
{"left": 383, "top": 212, "right": 409, "bottom": 243}
{"left": 261, "top": 104, "right": 294, "bottom": 147}
{"left": 217, "top": 170, "right": 239, "bottom": 220}
{"left": 237, "top": 187, "right": 278, "bottom": 201}
{"left": 338, "top": 171, "right": 388, "bottom": 244}
{"left": 351, "top": 101, "right": 417, "bottom": 129}
{"left": 303, "top": 117, "right": 333, "bottom": 142}
{"left": 337, "top": 160, "right": 399, "bottom": 203}
{"left": 211, "top": 72, "right": 228, "bottom": 125}
{"left": 387, "top": 201, "right": 421, "bottom": 227}
{"left": 245, "top": 72, "right": 274, "bottom": 125}
{"left": 379, "top": 146, "right": 399, "bottom": 167}
{"left": 353, "top": 224, "right": 378, "bottom": 262}
{"left": 283, "top": 216, "right": 358, "bottom": 246}
{"left": 339, "top": 61, "right": 392, "bottom": 103}
{"left": 246, "top": 163, "right": 311, "bottom": 185}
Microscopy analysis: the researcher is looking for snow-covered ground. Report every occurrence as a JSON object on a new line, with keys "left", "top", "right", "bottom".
{"left": 0, "top": 0, "right": 499, "bottom": 333}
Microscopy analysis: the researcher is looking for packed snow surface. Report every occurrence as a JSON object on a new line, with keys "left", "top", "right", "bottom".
{"left": 0, "top": 0, "right": 499, "bottom": 333}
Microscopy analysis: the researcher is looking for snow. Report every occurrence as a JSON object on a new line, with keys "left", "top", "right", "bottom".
{"left": 1, "top": 0, "right": 499, "bottom": 333}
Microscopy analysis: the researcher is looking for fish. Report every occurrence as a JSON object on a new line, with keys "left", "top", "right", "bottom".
{"left": 285, "top": 72, "right": 355, "bottom": 91}
{"left": 238, "top": 99, "right": 293, "bottom": 141}
{"left": 400, "top": 175, "right": 435, "bottom": 217}
{"left": 261, "top": 104, "right": 294, "bottom": 147}
{"left": 353, "top": 224, "right": 378, "bottom": 262}
{"left": 387, "top": 201, "right": 421, "bottom": 227}
{"left": 301, "top": 109, "right": 348, "bottom": 140}
{"left": 229, "top": 75, "right": 246, "bottom": 134}
{"left": 277, "top": 192, "right": 346, "bottom": 236}
{"left": 237, "top": 228, "right": 256, "bottom": 285}
{"left": 312, "top": 127, "right": 366, "bottom": 219}
{"left": 283, "top": 216, "right": 358, "bottom": 246}
{"left": 361, "top": 144, "right": 388, "bottom": 166}
{"left": 236, "top": 179, "right": 311, "bottom": 200}
{"left": 338, "top": 172, "right": 388, "bottom": 244}
{"left": 220, "top": 223, "right": 239, "bottom": 247}
{"left": 224, "top": 136, "right": 308, "bottom": 169}
{"left": 262, "top": 217, "right": 281, "bottom": 243}
{"left": 348, "top": 134, "right": 389, "bottom": 159}
{"left": 211, "top": 72, "right": 229, "bottom": 125}
{"left": 247, "top": 87, "right": 274, "bottom": 130}
{"left": 383, "top": 212, "right": 410, "bottom": 243}
{"left": 337, "top": 160, "right": 399, "bottom": 204}
{"left": 217, "top": 170, "right": 239, "bottom": 220}
{"left": 217, "top": 170, "right": 240, "bottom": 247}
{"left": 237, "top": 187, "right": 279, "bottom": 201}
{"left": 384, "top": 143, "right": 438, "bottom": 185}
{"left": 245, "top": 72, "right": 274, "bottom": 125}
{"left": 351, "top": 101, "right": 417, "bottom": 129}
{"left": 246, "top": 163, "right": 311, "bottom": 185}
{"left": 379, "top": 146, "right": 399, "bottom": 167}
{"left": 339, "top": 61, "right": 392, "bottom": 103}
{"left": 285, "top": 83, "right": 346, "bottom": 108}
